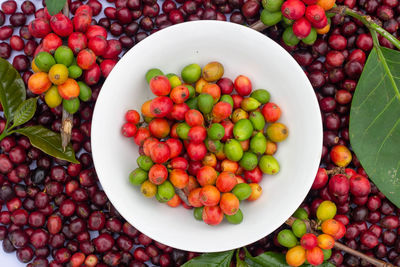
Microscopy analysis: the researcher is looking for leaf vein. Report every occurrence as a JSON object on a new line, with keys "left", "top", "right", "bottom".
{"left": 362, "top": 95, "right": 396, "bottom": 135}
{"left": 357, "top": 73, "right": 386, "bottom": 108}
{"left": 375, "top": 117, "right": 400, "bottom": 166}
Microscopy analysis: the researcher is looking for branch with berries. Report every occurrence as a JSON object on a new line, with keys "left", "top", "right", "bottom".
{"left": 284, "top": 216, "right": 396, "bottom": 267}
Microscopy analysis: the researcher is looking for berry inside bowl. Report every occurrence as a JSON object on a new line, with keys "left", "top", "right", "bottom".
{"left": 92, "top": 20, "right": 322, "bottom": 253}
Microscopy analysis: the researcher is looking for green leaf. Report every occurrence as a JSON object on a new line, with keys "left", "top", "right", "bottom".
{"left": 236, "top": 250, "right": 250, "bottom": 267}
{"left": 0, "top": 58, "right": 26, "bottom": 123}
{"left": 45, "top": 0, "right": 67, "bottom": 15}
{"left": 181, "top": 250, "right": 234, "bottom": 267}
{"left": 14, "top": 126, "right": 78, "bottom": 164}
{"left": 244, "top": 249, "right": 335, "bottom": 267}
{"left": 12, "top": 98, "right": 37, "bottom": 128}
{"left": 244, "top": 249, "right": 288, "bottom": 267}
{"left": 350, "top": 46, "right": 400, "bottom": 208}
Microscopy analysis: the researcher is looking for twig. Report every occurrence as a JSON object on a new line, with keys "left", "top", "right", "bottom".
{"left": 61, "top": 109, "right": 73, "bottom": 151}
{"left": 326, "top": 167, "right": 345, "bottom": 176}
{"left": 249, "top": 5, "right": 400, "bottom": 50}
{"left": 62, "top": 1, "right": 69, "bottom": 15}
{"left": 285, "top": 216, "right": 396, "bottom": 267}
{"left": 175, "top": 188, "right": 191, "bottom": 207}
{"left": 325, "top": 6, "right": 400, "bottom": 50}
{"left": 334, "top": 242, "right": 396, "bottom": 267}
{"left": 249, "top": 20, "right": 268, "bottom": 32}
{"left": 61, "top": 1, "right": 73, "bottom": 151}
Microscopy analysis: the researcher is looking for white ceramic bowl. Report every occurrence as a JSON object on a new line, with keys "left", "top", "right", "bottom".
{"left": 92, "top": 21, "right": 322, "bottom": 253}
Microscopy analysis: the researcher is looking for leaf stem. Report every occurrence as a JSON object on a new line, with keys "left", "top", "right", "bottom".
{"left": 370, "top": 30, "right": 400, "bottom": 100}
{"left": 0, "top": 129, "right": 8, "bottom": 141}
{"left": 250, "top": 5, "right": 400, "bottom": 51}
{"left": 330, "top": 6, "right": 400, "bottom": 50}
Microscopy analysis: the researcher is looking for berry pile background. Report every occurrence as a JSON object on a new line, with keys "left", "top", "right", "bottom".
{"left": 0, "top": 0, "right": 400, "bottom": 266}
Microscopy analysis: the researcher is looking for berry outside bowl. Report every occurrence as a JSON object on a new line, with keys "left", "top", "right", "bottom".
{"left": 92, "top": 20, "right": 323, "bottom": 253}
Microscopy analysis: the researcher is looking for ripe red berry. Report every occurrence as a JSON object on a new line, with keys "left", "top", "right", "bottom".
{"left": 88, "top": 36, "right": 107, "bottom": 56}
{"left": 50, "top": 14, "right": 73, "bottom": 37}
{"left": 281, "top": 0, "right": 306, "bottom": 20}
{"left": 311, "top": 168, "right": 328, "bottom": 190}
{"left": 349, "top": 174, "right": 371, "bottom": 197}
{"left": 125, "top": 110, "right": 140, "bottom": 124}
{"left": 305, "top": 5, "right": 326, "bottom": 25}
{"left": 293, "top": 18, "right": 311, "bottom": 39}
{"left": 77, "top": 49, "right": 96, "bottom": 70}
{"left": 149, "top": 75, "right": 171, "bottom": 96}
{"left": 300, "top": 233, "right": 318, "bottom": 250}
{"left": 121, "top": 122, "right": 137, "bottom": 137}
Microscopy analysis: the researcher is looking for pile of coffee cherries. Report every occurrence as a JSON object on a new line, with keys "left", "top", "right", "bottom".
{"left": 123, "top": 61, "right": 288, "bottom": 226}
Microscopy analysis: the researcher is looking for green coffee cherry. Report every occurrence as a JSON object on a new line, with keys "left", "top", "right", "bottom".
{"left": 277, "top": 229, "right": 298, "bottom": 248}
{"left": 129, "top": 168, "right": 148, "bottom": 186}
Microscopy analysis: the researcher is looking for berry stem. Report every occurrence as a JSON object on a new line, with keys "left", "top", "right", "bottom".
{"left": 285, "top": 216, "right": 395, "bottom": 267}
{"left": 0, "top": 129, "right": 8, "bottom": 141}
{"left": 327, "top": 6, "right": 400, "bottom": 50}
{"left": 61, "top": 108, "right": 73, "bottom": 151}
{"left": 370, "top": 30, "right": 400, "bottom": 100}
{"left": 174, "top": 188, "right": 191, "bottom": 207}
{"left": 325, "top": 167, "right": 345, "bottom": 176}
{"left": 60, "top": 1, "right": 73, "bottom": 151}
{"left": 249, "top": 20, "right": 268, "bottom": 32}
{"left": 250, "top": 5, "right": 400, "bottom": 51}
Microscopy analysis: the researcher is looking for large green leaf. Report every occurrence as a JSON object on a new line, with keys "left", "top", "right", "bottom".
{"left": 14, "top": 126, "right": 78, "bottom": 164}
{"left": 244, "top": 249, "right": 288, "bottom": 267}
{"left": 12, "top": 98, "right": 37, "bottom": 128}
{"left": 0, "top": 58, "right": 26, "bottom": 123}
{"left": 45, "top": 0, "right": 67, "bottom": 15}
{"left": 181, "top": 250, "right": 234, "bottom": 267}
{"left": 350, "top": 46, "right": 400, "bottom": 208}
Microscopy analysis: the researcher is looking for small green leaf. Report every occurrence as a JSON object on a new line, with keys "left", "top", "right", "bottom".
{"left": 350, "top": 46, "right": 400, "bottom": 208}
{"left": 14, "top": 126, "right": 78, "bottom": 163}
{"left": 12, "top": 98, "right": 37, "bottom": 128}
{"left": 0, "top": 58, "right": 26, "bottom": 123}
{"left": 45, "top": 0, "right": 67, "bottom": 15}
{"left": 244, "top": 249, "right": 288, "bottom": 267}
{"left": 181, "top": 250, "right": 234, "bottom": 267}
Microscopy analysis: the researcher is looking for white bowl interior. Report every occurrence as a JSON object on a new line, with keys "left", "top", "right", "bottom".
{"left": 92, "top": 21, "right": 322, "bottom": 253}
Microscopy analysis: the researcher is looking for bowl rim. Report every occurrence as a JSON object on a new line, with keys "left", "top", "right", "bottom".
{"left": 91, "top": 20, "right": 323, "bottom": 253}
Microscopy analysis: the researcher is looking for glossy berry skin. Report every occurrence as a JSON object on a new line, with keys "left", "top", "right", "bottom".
{"left": 121, "top": 122, "right": 137, "bottom": 137}
{"left": 68, "top": 32, "right": 88, "bottom": 55}
{"left": 88, "top": 36, "right": 107, "bottom": 56}
{"left": 50, "top": 14, "right": 73, "bottom": 37}
{"left": 360, "top": 231, "right": 379, "bottom": 249}
{"left": 311, "top": 168, "right": 328, "bottom": 190}
{"left": 293, "top": 17, "right": 311, "bottom": 39}
{"left": 330, "top": 145, "right": 352, "bottom": 167}
{"left": 349, "top": 174, "right": 371, "bottom": 197}
{"left": 305, "top": 5, "right": 326, "bottom": 25}
{"left": 281, "top": 0, "right": 305, "bottom": 20}
{"left": 28, "top": 18, "right": 51, "bottom": 38}
{"left": 300, "top": 233, "right": 318, "bottom": 249}
{"left": 328, "top": 174, "right": 350, "bottom": 196}
{"left": 356, "top": 33, "right": 373, "bottom": 51}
